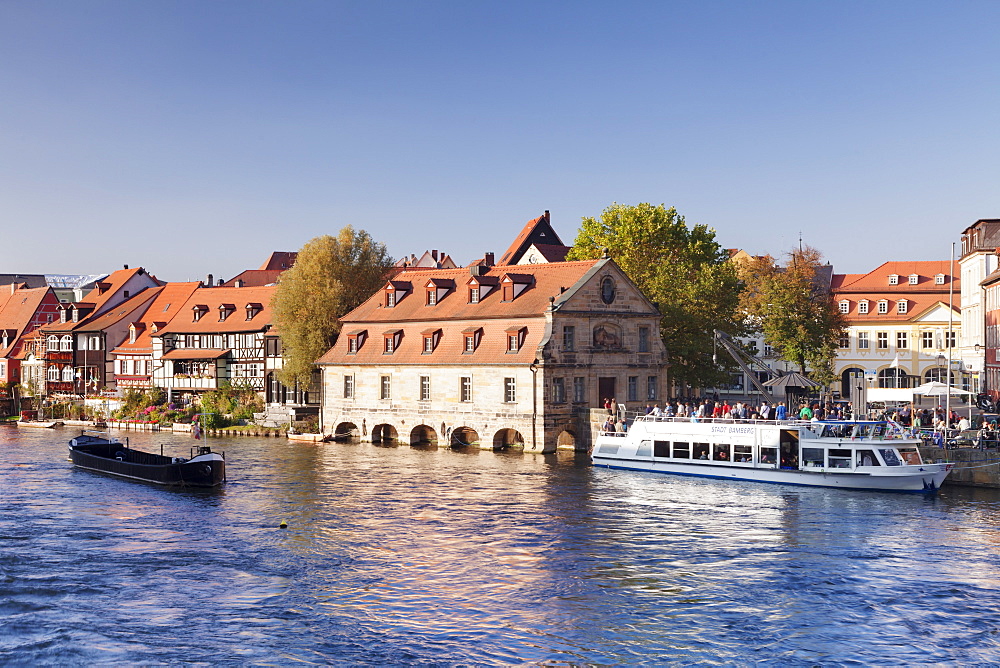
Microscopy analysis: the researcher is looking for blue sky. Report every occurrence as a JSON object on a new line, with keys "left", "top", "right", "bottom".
{"left": 2, "top": 1, "right": 998, "bottom": 282}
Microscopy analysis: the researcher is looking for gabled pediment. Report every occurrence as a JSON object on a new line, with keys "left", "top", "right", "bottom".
{"left": 912, "top": 302, "right": 959, "bottom": 323}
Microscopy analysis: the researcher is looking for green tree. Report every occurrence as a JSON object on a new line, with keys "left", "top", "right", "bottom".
{"left": 272, "top": 226, "right": 393, "bottom": 385}
{"left": 566, "top": 202, "right": 746, "bottom": 389}
{"left": 737, "top": 244, "right": 845, "bottom": 384}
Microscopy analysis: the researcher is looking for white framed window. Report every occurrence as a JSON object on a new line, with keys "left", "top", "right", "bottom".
{"left": 858, "top": 331, "right": 870, "bottom": 349}
{"left": 47, "top": 366, "right": 59, "bottom": 381}
{"left": 839, "top": 334, "right": 850, "bottom": 348}
{"left": 47, "top": 335, "right": 59, "bottom": 351}
{"left": 380, "top": 375, "right": 391, "bottom": 400}
{"left": 935, "top": 274, "right": 945, "bottom": 285}
{"left": 888, "top": 274, "right": 899, "bottom": 285}
{"left": 858, "top": 301, "right": 869, "bottom": 315}
{"left": 504, "top": 377, "right": 516, "bottom": 403}
{"left": 877, "top": 300, "right": 889, "bottom": 314}
{"left": 908, "top": 274, "right": 918, "bottom": 285}
{"left": 62, "top": 366, "right": 75, "bottom": 382}
{"left": 344, "top": 375, "right": 354, "bottom": 398}
{"left": 839, "top": 300, "right": 850, "bottom": 314}
{"left": 922, "top": 331, "right": 934, "bottom": 349}
{"left": 897, "top": 300, "right": 908, "bottom": 314}
{"left": 60, "top": 335, "right": 73, "bottom": 351}
{"left": 420, "top": 375, "right": 431, "bottom": 401}
{"left": 460, "top": 376, "right": 472, "bottom": 402}
{"left": 897, "top": 332, "right": 908, "bottom": 349}
{"left": 877, "top": 332, "right": 888, "bottom": 349}
{"left": 469, "top": 287, "right": 480, "bottom": 303}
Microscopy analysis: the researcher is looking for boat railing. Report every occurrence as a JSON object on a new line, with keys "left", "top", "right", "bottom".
{"left": 628, "top": 414, "right": 810, "bottom": 427}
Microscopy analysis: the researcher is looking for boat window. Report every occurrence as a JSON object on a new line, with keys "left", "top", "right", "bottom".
{"left": 898, "top": 448, "right": 921, "bottom": 465}
{"left": 878, "top": 448, "right": 902, "bottom": 466}
{"left": 852, "top": 425, "right": 871, "bottom": 439}
{"left": 821, "top": 424, "right": 852, "bottom": 439}
{"left": 733, "top": 445, "right": 752, "bottom": 462}
{"left": 871, "top": 425, "right": 887, "bottom": 439}
{"left": 653, "top": 440, "right": 670, "bottom": 457}
{"left": 712, "top": 444, "right": 731, "bottom": 462}
{"left": 598, "top": 443, "right": 619, "bottom": 456}
{"left": 759, "top": 447, "right": 778, "bottom": 467}
{"left": 856, "top": 449, "right": 880, "bottom": 466}
{"left": 828, "top": 448, "right": 852, "bottom": 468}
{"left": 672, "top": 441, "right": 690, "bottom": 459}
{"left": 802, "top": 447, "right": 825, "bottom": 468}
{"left": 694, "top": 444, "right": 709, "bottom": 460}
{"left": 636, "top": 441, "right": 652, "bottom": 458}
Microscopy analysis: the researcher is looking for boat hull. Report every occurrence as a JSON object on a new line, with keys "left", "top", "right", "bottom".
{"left": 592, "top": 455, "right": 952, "bottom": 492}
{"left": 68, "top": 435, "right": 225, "bottom": 487}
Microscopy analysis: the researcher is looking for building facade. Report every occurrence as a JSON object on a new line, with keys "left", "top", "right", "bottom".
{"left": 316, "top": 252, "right": 666, "bottom": 453}
{"left": 832, "top": 261, "right": 960, "bottom": 405}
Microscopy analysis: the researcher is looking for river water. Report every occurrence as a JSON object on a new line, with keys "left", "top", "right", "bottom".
{"left": 2, "top": 426, "right": 1000, "bottom": 665}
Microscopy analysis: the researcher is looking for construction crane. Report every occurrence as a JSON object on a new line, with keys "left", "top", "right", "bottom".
{"left": 713, "top": 330, "right": 778, "bottom": 405}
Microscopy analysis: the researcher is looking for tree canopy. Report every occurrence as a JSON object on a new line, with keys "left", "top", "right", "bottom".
{"left": 736, "top": 244, "right": 845, "bottom": 384}
{"left": 271, "top": 226, "right": 393, "bottom": 386}
{"left": 566, "top": 202, "right": 746, "bottom": 389}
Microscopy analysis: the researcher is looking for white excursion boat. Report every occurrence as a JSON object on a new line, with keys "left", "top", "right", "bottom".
{"left": 592, "top": 415, "right": 953, "bottom": 493}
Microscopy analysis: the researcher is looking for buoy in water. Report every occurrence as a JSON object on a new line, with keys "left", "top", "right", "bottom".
{"left": 279, "top": 520, "right": 288, "bottom": 528}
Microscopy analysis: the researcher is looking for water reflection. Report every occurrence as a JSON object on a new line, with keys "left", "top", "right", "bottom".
{"left": 3, "top": 427, "right": 1000, "bottom": 663}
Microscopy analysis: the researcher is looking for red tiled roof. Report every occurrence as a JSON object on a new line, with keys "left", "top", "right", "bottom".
{"left": 110, "top": 282, "right": 201, "bottom": 355}
{"left": 497, "top": 211, "right": 563, "bottom": 266}
{"left": 833, "top": 261, "right": 957, "bottom": 292}
{"left": 259, "top": 252, "right": 297, "bottom": 271}
{"left": 222, "top": 269, "right": 283, "bottom": 287}
{"left": 156, "top": 285, "right": 276, "bottom": 335}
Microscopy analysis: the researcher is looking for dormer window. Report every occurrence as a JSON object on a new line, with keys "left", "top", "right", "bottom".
{"left": 888, "top": 274, "right": 899, "bottom": 285}
{"left": 192, "top": 305, "right": 208, "bottom": 322}
{"left": 839, "top": 300, "right": 850, "bottom": 314}
{"left": 462, "top": 327, "right": 483, "bottom": 353}
{"left": 908, "top": 274, "right": 918, "bottom": 285}
{"left": 383, "top": 281, "right": 411, "bottom": 308}
{"left": 506, "top": 326, "right": 527, "bottom": 353}
{"left": 383, "top": 329, "right": 402, "bottom": 354}
{"left": 422, "top": 328, "right": 442, "bottom": 353}
{"left": 59, "top": 307, "right": 67, "bottom": 324}
{"left": 897, "top": 299, "right": 908, "bottom": 314}
{"left": 469, "top": 287, "right": 480, "bottom": 303}
{"left": 935, "top": 274, "right": 945, "bottom": 285}
{"left": 245, "top": 303, "right": 262, "bottom": 320}
{"left": 858, "top": 300, "right": 869, "bottom": 315}
{"left": 71, "top": 307, "right": 79, "bottom": 323}
{"left": 878, "top": 299, "right": 889, "bottom": 314}
{"left": 346, "top": 329, "right": 367, "bottom": 354}
{"left": 426, "top": 290, "right": 436, "bottom": 306}
{"left": 423, "top": 278, "right": 453, "bottom": 306}
{"left": 500, "top": 273, "right": 533, "bottom": 302}
{"left": 218, "top": 303, "right": 235, "bottom": 321}
{"left": 129, "top": 326, "right": 137, "bottom": 344}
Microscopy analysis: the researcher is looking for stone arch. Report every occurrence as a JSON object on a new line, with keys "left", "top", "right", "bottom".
{"left": 840, "top": 367, "right": 865, "bottom": 397}
{"left": 334, "top": 422, "right": 359, "bottom": 440}
{"left": 492, "top": 428, "right": 524, "bottom": 450}
{"left": 557, "top": 429, "right": 577, "bottom": 449}
{"left": 371, "top": 423, "right": 398, "bottom": 443}
{"left": 409, "top": 424, "right": 438, "bottom": 446}
{"left": 450, "top": 426, "right": 480, "bottom": 448}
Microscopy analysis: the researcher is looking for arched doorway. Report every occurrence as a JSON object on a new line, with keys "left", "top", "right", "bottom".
{"left": 492, "top": 428, "right": 524, "bottom": 450}
{"left": 334, "top": 422, "right": 358, "bottom": 440}
{"left": 557, "top": 429, "right": 577, "bottom": 449}
{"left": 840, "top": 367, "right": 865, "bottom": 398}
{"left": 410, "top": 424, "right": 438, "bottom": 446}
{"left": 450, "top": 426, "right": 479, "bottom": 448}
{"left": 877, "top": 368, "right": 909, "bottom": 388}
{"left": 924, "top": 366, "right": 954, "bottom": 384}
{"left": 372, "top": 423, "right": 398, "bottom": 443}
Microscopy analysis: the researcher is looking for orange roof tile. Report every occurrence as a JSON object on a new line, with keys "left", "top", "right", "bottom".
{"left": 156, "top": 285, "right": 276, "bottom": 335}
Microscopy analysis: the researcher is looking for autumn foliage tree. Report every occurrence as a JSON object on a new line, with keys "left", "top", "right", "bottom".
{"left": 272, "top": 227, "right": 393, "bottom": 386}
{"left": 737, "top": 244, "right": 845, "bottom": 385}
{"left": 566, "top": 202, "right": 746, "bottom": 390}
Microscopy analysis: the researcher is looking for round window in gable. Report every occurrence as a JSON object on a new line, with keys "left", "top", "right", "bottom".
{"left": 600, "top": 277, "right": 616, "bottom": 304}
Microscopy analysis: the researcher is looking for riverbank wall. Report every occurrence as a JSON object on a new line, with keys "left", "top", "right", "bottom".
{"left": 920, "top": 446, "right": 1000, "bottom": 488}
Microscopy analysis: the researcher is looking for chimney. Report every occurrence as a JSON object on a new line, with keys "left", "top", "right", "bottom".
{"left": 543, "top": 210, "right": 550, "bottom": 222}
{"left": 236, "top": 279, "right": 244, "bottom": 288}
{"left": 206, "top": 274, "right": 213, "bottom": 288}
{"left": 432, "top": 250, "right": 438, "bottom": 261}
{"left": 218, "top": 278, "right": 224, "bottom": 286}
{"left": 484, "top": 252, "right": 495, "bottom": 266}
{"left": 123, "top": 264, "right": 129, "bottom": 269}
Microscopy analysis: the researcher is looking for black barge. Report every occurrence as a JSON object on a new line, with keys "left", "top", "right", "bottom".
{"left": 68, "top": 432, "right": 225, "bottom": 487}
